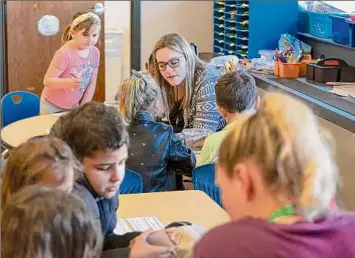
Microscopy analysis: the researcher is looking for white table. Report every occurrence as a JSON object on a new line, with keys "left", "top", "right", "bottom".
{"left": 1, "top": 114, "right": 60, "bottom": 148}
{"left": 118, "top": 190, "right": 229, "bottom": 230}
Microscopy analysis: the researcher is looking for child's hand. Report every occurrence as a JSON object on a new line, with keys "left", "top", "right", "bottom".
{"left": 130, "top": 229, "right": 176, "bottom": 258}
{"left": 65, "top": 78, "right": 81, "bottom": 89}
{"left": 147, "top": 229, "right": 175, "bottom": 247}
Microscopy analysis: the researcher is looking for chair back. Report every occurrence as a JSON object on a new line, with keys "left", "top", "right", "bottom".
{"left": 120, "top": 168, "right": 143, "bottom": 194}
{"left": 1, "top": 91, "right": 40, "bottom": 126}
{"left": 192, "top": 163, "right": 222, "bottom": 206}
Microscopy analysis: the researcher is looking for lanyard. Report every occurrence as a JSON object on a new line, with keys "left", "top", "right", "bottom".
{"left": 268, "top": 204, "right": 295, "bottom": 222}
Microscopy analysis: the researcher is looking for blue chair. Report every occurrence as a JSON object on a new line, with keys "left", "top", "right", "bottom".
{"left": 192, "top": 163, "right": 222, "bottom": 206}
{"left": 120, "top": 168, "right": 143, "bottom": 194}
{"left": 1, "top": 91, "right": 40, "bottom": 127}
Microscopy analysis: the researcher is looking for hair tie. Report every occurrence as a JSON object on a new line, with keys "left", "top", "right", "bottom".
{"left": 131, "top": 69, "right": 143, "bottom": 79}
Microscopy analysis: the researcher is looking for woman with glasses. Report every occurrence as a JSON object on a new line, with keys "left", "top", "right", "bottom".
{"left": 152, "top": 33, "right": 225, "bottom": 150}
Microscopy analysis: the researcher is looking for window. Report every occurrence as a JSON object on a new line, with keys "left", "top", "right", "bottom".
{"left": 299, "top": 1, "right": 355, "bottom": 13}
{"left": 323, "top": 1, "right": 355, "bottom": 13}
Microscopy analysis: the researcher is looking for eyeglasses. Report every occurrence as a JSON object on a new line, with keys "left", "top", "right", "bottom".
{"left": 157, "top": 56, "right": 184, "bottom": 71}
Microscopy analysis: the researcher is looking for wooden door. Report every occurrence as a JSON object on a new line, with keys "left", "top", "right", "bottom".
{"left": 6, "top": 1, "right": 105, "bottom": 102}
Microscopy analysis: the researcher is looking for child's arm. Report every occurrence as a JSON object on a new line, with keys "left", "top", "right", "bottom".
{"left": 196, "top": 135, "right": 214, "bottom": 166}
{"left": 80, "top": 67, "right": 98, "bottom": 104}
{"left": 168, "top": 127, "right": 196, "bottom": 176}
{"left": 43, "top": 68, "right": 81, "bottom": 90}
{"left": 43, "top": 49, "right": 81, "bottom": 90}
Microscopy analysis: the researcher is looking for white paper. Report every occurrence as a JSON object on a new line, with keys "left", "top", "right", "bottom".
{"left": 330, "top": 86, "right": 355, "bottom": 98}
{"left": 114, "top": 216, "right": 165, "bottom": 235}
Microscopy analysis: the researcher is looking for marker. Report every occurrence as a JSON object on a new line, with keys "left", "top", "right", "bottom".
{"left": 70, "top": 73, "right": 81, "bottom": 91}
{"left": 70, "top": 73, "right": 79, "bottom": 78}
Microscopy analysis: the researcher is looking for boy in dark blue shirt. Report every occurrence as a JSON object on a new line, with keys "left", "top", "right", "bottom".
{"left": 50, "top": 102, "right": 138, "bottom": 250}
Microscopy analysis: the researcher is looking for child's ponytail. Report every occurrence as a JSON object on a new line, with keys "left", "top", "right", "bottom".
{"left": 61, "top": 24, "right": 72, "bottom": 45}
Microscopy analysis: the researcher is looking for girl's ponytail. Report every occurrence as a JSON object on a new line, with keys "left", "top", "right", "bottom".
{"left": 61, "top": 24, "right": 72, "bottom": 45}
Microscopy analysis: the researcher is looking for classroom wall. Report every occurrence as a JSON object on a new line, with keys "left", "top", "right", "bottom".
{"left": 104, "top": 1, "right": 131, "bottom": 101}
{"left": 141, "top": 1, "right": 214, "bottom": 70}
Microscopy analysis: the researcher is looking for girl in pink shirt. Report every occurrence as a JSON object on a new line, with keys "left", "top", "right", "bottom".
{"left": 40, "top": 12, "right": 101, "bottom": 114}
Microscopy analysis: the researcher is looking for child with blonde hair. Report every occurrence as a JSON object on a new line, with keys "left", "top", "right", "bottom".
{"left": 41, "top": 12, "right": 101, "bottom": 114}
{"left": 118, "top": 70, "right": 195, "bottom": 192}
{"left": 194, "top": 93, "right": 355, "bottom": 258}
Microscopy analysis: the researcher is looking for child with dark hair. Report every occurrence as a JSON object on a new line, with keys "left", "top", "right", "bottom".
{"left": 51, "top": 102, "right": 130, "bottom": 237}
{"left": 50, "top": 102, "right": 175, "bottom": 257}
{"left": 197, "top": 71, "right": 260, "bottom": 166}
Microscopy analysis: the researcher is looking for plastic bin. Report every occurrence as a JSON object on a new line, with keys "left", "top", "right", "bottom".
{"left": 279, "top": 63, "right": 300, "bottom": 78}
{"left": 306, "top": 58, "right": 352, "bottom": 83}
{"left": 274, "top": 61, "right": 279, "bottom": 76}
{"left": 340, "top": 67, "right": 355, "bottom": 82}
{"left": 300, "top": 59, "right": 316, "bottom": 77}
{"left": 330, "top": 16, "right": 351, "bottom": 45}
{"left": 298, "top": 10, "right": 309, "bottom": 33}
{"left": 309, "top": 12, "right": 348, "bottom": 39}
{"left": 347, "top": 20, "right": 355, "bottom": 47}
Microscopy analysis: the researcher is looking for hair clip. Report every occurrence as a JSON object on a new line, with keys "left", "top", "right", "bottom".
{"left": 131, "top": 69, "right": 144, "bottom": 78}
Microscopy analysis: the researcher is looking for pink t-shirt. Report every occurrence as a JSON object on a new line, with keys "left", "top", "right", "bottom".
{"left": 41, "top": 43, "right": 100, "bottom": 109}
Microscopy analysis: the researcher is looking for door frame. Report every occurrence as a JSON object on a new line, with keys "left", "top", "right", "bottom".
{"left": 130, "top": 0, "right": 141, "bottom": 71}
{"left": 0, "top": 0, "right": 7, "bottom": 100}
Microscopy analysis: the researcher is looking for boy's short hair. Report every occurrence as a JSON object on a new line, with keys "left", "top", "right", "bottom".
{"left": 1, "top": 186, "right": 103, "bottom": 258}
{"left": 50, "top": 102, "right": 129, "bottom": 160}
{"left": 215, "top": 71, "right": 258, "bottom": 113}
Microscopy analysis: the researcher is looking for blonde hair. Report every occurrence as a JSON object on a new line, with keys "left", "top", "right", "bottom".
{"left": 62, "top": 12, "right": 101, "bottom": 44}
{"left": 219, "top": 93, "right": 338, "bottom": 221}
{"left": 153, "top": 33, "right": 206, "bottom": 110}
{"left": 1, "top": 135, "right": 81, "bottom": 209}
{"left": 118, "top": 70, "right": 164, "bottom": 123}
{"left": 1, "top": 186, "right": 103, "bottom": 258}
